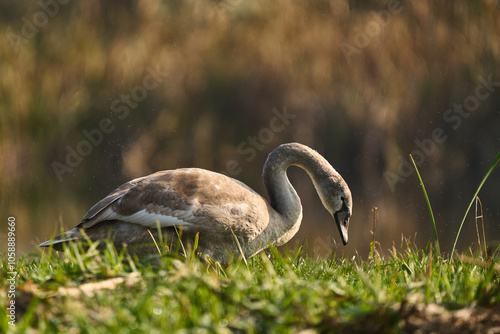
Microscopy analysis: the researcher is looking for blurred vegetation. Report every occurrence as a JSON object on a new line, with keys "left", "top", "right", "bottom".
{"left": 1, "top": 0, "right": 499, "bottom": 255}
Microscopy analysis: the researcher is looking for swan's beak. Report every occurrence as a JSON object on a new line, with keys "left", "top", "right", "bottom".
{"left": 334, "top": 208, "right": 350, "bottom": 245}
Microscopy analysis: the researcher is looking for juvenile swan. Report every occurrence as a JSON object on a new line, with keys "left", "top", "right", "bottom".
{"left": 39, "top": 143, "right": 352, "bottom": 262}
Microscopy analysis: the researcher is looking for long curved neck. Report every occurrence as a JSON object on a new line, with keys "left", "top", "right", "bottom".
{"left": 262, "top": 143, "right": 335, "bottom": 227}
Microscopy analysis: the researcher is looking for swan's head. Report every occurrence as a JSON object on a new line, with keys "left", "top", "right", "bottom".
{"left": 333, "top": 193, "right": 351, "bottom": 245}
{"left": 317, "top": 176, "right": 352, "bottom": 245}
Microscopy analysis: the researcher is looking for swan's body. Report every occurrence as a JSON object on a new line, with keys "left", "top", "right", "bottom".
{"left": 39, "top": 143, "right": 352, "bottom": 262}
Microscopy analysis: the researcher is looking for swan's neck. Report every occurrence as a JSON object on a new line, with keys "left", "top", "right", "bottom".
{"left": 262, "top": 144, "right": 333, "bottom": 236}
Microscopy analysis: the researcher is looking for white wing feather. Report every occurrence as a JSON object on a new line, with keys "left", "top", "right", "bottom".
{"left": 91, "top": 207, "right": 192, "bottom": 228}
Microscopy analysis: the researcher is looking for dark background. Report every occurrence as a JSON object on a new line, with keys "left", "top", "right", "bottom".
{"left": 1, "top": 0, "right": 499, "bottom": 258}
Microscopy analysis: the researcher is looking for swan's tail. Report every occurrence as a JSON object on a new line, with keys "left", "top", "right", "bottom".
{"left": 38, "top": 228, "right": 81, "bottom": 249}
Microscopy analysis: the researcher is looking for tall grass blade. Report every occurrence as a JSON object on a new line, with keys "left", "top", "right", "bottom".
{"left": 173, "top": 225, "right": 187, "bottom": 257}
{"left": 155, "top": 219, "right": 164, "bottom": 245}
{"left": 191, "top": 232, "right": 200, "bottom": 259}
{"left": 474, "top": 196, "right": 482, "bottom": 254}
{"left": 293, "top": 240, "right": 305, "bottom": 267}
{"left": 147, "top": 230, "right": 162, "bottom": 255}
{"left": 370, "top": 207, "right": 378, "bottom": 260}
{"left": 230, "top": 228, "right": 248, "bottom": 269}
{"left": 410, "top": 154, "right": 440, "bottom": 256}
{"left": 450, "top": 150, "right": 500, "bottom": 260}
{"left": 474, "top": 196, "right": 487, "bottom": 258}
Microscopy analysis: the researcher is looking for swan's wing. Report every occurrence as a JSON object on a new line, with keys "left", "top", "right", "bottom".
{"left": 78, "top": 169, "right": 263, "bottom": 231}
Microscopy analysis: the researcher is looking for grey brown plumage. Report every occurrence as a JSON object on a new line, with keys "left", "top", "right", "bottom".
{"left": 39, "top": 143, "right": 352, "bottom": 262}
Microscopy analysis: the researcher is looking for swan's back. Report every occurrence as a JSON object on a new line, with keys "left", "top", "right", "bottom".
{"left": 80, "top": 168, "right": 269, "bottom": 236}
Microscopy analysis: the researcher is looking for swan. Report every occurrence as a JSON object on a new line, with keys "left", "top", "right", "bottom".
{"left": 39, "top": 143, "right": 352, "bottom": 262}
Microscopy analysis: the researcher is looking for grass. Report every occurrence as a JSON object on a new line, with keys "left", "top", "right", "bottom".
{"left": 451, "top": 151, "right": 500, "bottom": 260}
{"left": 1, "top": 237, "right": 499, "bottom": 333}
{"left": 409, "top": 150, "right": 500, "bottom": 261}
{"left": 409, "top": 154, "right": 441, "bottom": 257}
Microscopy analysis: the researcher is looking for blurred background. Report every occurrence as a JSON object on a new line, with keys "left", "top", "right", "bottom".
{"left": 1, "top": 0, "right": 499, "bottom": 258}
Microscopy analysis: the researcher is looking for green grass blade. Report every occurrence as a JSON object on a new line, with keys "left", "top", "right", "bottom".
{"left": 450, "top": 150, "right": 500, "bottom": 260}
{"left": 230, "top": 228, "right": 249, "bottom": 269}
{"left": 191, "top": 232, "right": 200, "bottom": 259}
{"left": 147, "top": 230, "right": 162, "bottom": 255}
{"left": 410, "top": 154, "right": 440, "bottom": 256}
{"left": 156, "top": 219, "right": 164, "bottom": 245}
{"left": 173, "top": 225, "right": 187, "bottom": 257}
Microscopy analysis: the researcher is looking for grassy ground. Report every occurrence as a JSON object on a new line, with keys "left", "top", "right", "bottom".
{"left": 1, "top": 238, "right": 499, "bottom": 333}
